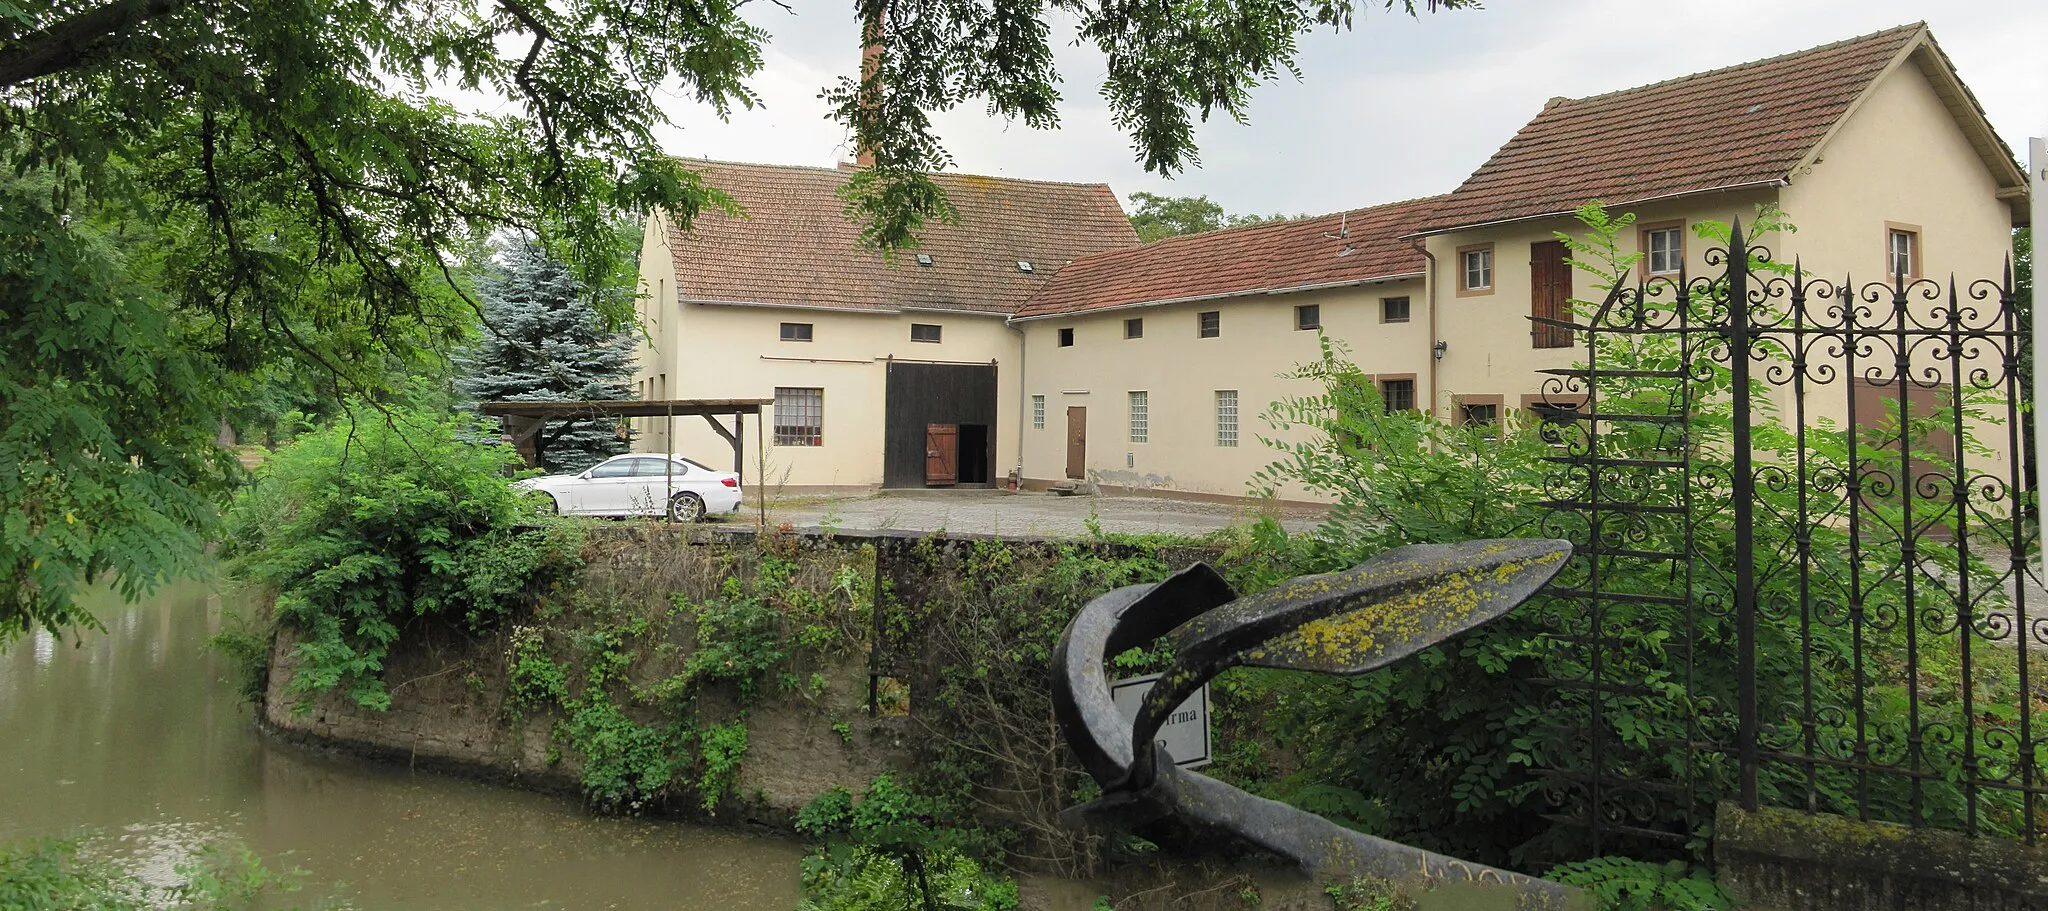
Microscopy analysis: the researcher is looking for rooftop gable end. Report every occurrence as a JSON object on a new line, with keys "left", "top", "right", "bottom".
{"left": 1411, "top": 24, "right": 1976, "bottom": 236}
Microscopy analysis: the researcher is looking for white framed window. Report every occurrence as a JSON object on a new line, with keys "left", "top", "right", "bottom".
{"left": 1644, "top": 226, "right": 1684, "bottom": 275}
{"left": 1459, "top": 245, "right": 1493, "bottom": 293}
{"left": 1128, "top": 391, "right": 1148, "bottom": 443}
{"left": 1216, "top": 390, "right": 1238, "bottom": 447}
{"left": 1887, "top": 225, "right": 1920, "bottom": 279}
{"left": 773, "top": 387, "right": 824, "bottom": 446}
{"left": 1032, "top": 395, "right": 1045, "bottom": 430}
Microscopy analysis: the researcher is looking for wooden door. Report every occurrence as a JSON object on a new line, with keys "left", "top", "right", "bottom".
{"left": 925, "top": 423, "right": 958, "bottom": 486}
{"left": 1065, "top": 407, "right": 1087, "bottom": 479}
{"left": 1851, "top": 378, "right": 1956, "bottom": 541}
{"left": 1531, "top": 240, "right": 1574, "bottom": 349}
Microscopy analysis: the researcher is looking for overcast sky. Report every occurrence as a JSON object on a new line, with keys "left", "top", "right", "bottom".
{"left": 646, "top": 1, "right": 2047, "bottom": 218}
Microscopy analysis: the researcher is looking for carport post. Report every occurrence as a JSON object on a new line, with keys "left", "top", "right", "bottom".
{"left": 665, "top": 403, "right": 675, "bottom": 508}
{"left": 734, "top": 411, "right": 745, "bottom": 474}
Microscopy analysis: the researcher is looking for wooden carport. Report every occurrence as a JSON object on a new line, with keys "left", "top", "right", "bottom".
{"left": 478, "top": 398, "right": 771, "bottom": 477}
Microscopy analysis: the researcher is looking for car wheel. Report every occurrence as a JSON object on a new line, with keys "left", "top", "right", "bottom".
{"left": 668, "top": 492, "right": 705, "bottom": 523}
{"left": 543, "top": 495, "right": 561, "bottom": 515}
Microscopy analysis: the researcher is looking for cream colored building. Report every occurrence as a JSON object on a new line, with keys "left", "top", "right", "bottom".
{"left": 1009, "top": 198, "right": 1438, "bottom": 499}
{"left": 637, "top": 23, "right": 2027, "bottom": 503}
{"left": 1412, "top": 23, "right": 2026, "bottom": 430}
{"left": 630, "top": 161, "right": 1138, "bottom": 491}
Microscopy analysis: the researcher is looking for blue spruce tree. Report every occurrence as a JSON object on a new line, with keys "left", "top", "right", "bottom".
{"left": 457, "top": 238, "right": 637, "bottom": 473}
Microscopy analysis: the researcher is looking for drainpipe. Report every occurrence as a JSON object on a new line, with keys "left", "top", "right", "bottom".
{"left": 1412, "top": 237, "right": 1440, "bottom": 420}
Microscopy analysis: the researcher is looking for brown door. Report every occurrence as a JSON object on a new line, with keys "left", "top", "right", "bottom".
{"left": 1531, "top": 240, "right": 1574, "bottom": 349}
{"left": 1850, "top": 378, "right": 1955, "bottom": 541}
{"left": 925, "top": 424, "right": 958, "bottom": 486}
{"left": 1065, "top": 407, "right": 1087, "bottom": 480}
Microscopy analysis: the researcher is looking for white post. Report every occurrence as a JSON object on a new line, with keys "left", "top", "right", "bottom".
{"left": 2032, "top": 137, "right": 2046, "bottom": 580}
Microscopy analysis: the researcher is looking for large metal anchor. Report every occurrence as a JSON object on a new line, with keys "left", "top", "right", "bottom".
{"left": 1051, "top": 539, "right": 1588, "bottom": 909}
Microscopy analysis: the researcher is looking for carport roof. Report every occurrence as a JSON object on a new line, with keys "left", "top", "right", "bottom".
{"left": 478, "top": 398, "right": 770, "bottom": 419}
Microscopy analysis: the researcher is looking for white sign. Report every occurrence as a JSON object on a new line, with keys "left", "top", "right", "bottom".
{"left": 1109, "top": 673, "right": 1212, "bottom": 770}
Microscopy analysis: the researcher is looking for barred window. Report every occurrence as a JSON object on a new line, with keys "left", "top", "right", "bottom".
{"left": 1295, "top": 304, "right": 1320, "bottom": 330}
{"left": 1198, "top": 310, "right": 1220, "bottom": 338}
{"left": 1128, "top": 391, "right": 1149, "bottom": 443}
{"left": 774, "top": 387, "right": 824, "bottom": 446}
{"left": 1216, "top": 390, "right": 1238, "bottom": 447}
{"left": 1380, "top": 378, "right": 1415, "bottom": 413}
{"left": 1032, "top": 394, "right": 1046, "bottom": 430}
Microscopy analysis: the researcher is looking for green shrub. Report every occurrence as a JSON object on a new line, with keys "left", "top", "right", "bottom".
{"left": 796, "top": 773, "right": 1019, "bottom": 911}
{"left": 205, "top": 616, "right": 274, "bottom": 704}
{"left": 1543, "top": 857, "right": 1731, "bottom": 911}
{"left": 225, "top": 405, "right": 581, "bottom": 711}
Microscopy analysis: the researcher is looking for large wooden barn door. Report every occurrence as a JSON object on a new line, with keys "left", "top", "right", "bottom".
{"left": 925, "top": 423, "right": 958, "bottom": 486}
{"left": 1065, "top": 407, "right": 1087, "bottom": 479}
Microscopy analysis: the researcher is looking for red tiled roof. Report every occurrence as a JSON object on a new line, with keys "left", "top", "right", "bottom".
{"left": 1413, "top": 24, "right": 1926, "bottom": 234}
{"left": 664, "top": 160, "right": 1139, "bottom": 315}
{"left": 1013, "top": 196, "right": 1443, "bottom": 320}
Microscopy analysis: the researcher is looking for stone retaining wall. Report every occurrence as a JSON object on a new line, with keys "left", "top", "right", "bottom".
{"left": 1715, "top": 802, "right": 2048, "bottom": 911}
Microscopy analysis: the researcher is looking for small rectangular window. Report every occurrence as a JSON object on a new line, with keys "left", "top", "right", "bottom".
{"left": 1458, "top": 245, "right": 1494, "bottom": 294}
{"left": 1645, "top": 227, "right": 1684, "bottom": 275}
{"left": 1216, "top": 390, "right": 1238, "bottom": 448}
{"left": 773, "top": 387, "right": 824, "bottom": 446}
{"left": 1125, "top": 317, "right": 1144, "bottom": 339}
{"left": 1295, "top": 304, "right": 1320, "bottom": 331}
{"left": 1887, "top": 226, "right": 1919, "bottom": 279}
{"left": 1032, "top": 395, "right": 1046, "bottom": 430}
{"left": 779, "top": 322, "right": 813, "bottom": 342}
{"left": 1380, "top": 378, "right": 1415, "bottom": 413}
{"left": 1128, "top": 391, "right": 1149, "bottom": 443}
{"left": 910, "top": 323, "right": 942, "bottom": 343}
{"left": 1381, "top": 296, "right": 1411, "bottom": 323}
{"left": 1457, "top": 396, "right": 1502, "bottom": 441}
{"left": 1198, "top": 310, "right": 1220, "bottom": 338}
{"left": 1058, "top": 327, "right": 1074, "bottom": 347}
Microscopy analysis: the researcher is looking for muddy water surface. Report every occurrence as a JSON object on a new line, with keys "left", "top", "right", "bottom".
{"left": 0, "top": 578, "right": 804, "bottom": 909}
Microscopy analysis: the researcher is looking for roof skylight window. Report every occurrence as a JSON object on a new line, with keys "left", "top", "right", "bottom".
{"left": 1017, "top": 260, "right": 1034, "bottom": 273}
{"left": 916, "top": 253, "right": 935, "bottom": 267}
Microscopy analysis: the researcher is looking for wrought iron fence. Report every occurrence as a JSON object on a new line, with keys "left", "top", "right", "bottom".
{"left": 1531, "top": 223, "right": 2040, "bottom": 856}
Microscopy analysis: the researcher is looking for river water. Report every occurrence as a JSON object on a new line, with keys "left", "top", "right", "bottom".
{"left": 0, "top": 577, "right": 804, "bottom": 909}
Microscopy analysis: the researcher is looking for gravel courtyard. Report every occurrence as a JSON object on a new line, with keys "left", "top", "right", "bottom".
{"left": 753, "top": 489, "right": 1323, "bottom": 538}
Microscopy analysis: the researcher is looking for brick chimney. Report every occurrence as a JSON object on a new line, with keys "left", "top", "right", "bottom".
{"left": 855, "top": 6, "right": 883, "bottom": 168}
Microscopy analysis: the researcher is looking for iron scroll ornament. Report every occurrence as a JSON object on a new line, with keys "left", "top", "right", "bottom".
{"left": 1051, "top": 539, "right": 1589, "bottom": 909}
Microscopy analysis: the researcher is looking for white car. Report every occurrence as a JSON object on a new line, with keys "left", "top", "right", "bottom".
{"left": 516, "top": 454, "right": 743, "bottom": 521}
